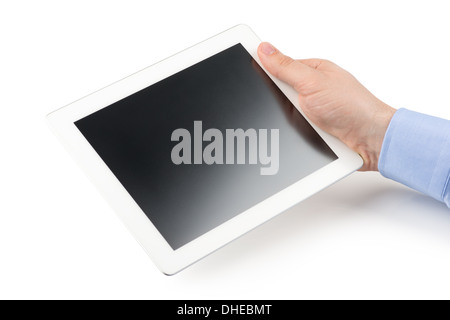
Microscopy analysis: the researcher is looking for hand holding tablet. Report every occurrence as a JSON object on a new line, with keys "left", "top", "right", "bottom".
{"left": 257, "top": 42, "right": 396, "bottom": 172}
{"left": 47, "top": 25, "right": 363, "bottom": 274}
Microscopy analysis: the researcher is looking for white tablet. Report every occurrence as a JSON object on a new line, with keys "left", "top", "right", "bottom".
{"left": 47, "top": 25, "right": 362, "bottom": 275}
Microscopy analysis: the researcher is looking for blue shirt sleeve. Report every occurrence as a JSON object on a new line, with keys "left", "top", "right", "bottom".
{"left": 378, "top": 108, "right": 450, "bottom": 208}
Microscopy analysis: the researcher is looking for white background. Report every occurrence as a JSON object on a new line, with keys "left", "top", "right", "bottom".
{"left": 1, "top": 0, "right": 449, "bottom": 300}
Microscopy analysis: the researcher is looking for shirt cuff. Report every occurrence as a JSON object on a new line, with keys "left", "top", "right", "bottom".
{"left": 378, "top": 108, "right": 450, "bottom": 207}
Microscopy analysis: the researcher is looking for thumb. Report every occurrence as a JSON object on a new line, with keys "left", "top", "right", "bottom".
{"left": 257, "top": 42, "right": 317, "bottom": 92}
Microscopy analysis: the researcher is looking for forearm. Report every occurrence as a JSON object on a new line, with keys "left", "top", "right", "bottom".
{"left": 378, "top": 108, "right": 450, "bottom": 207}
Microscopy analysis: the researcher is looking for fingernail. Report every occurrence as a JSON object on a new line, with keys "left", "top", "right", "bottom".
{"left": 261, "top": 42, "right": 276, "bottom": 55}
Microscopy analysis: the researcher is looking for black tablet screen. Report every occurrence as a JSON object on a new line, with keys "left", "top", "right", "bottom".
{"left": 75, "top": 43, "right": 337, "bottom": 250}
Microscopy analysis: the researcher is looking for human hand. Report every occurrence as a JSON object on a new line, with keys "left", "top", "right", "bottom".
{"left": 257, "top": 42, "right": 396, "bottom": 171}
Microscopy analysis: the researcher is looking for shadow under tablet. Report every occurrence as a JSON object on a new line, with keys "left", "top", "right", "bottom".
{"left": 75, "top": 43, "right": 337, "bottom": 250}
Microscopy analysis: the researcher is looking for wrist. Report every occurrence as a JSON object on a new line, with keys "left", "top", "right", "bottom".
{"left": 356, "top": 102, "right": 396, "bottom": 171}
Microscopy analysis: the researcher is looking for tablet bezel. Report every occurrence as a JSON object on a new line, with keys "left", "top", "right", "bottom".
{"left": 47, "top": 24, "right": 363, "bottom": 275}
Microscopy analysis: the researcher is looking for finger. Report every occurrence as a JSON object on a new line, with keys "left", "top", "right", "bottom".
{"left": 298, "top": 58, "right": 326, "bottom": 70}
{"left": 257, "top": 42, "right": 317, "bottom": 92}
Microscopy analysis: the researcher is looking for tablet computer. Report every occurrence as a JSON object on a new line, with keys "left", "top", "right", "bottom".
{"left": 47, "top": 25, "right": 362, "bottom": 275}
